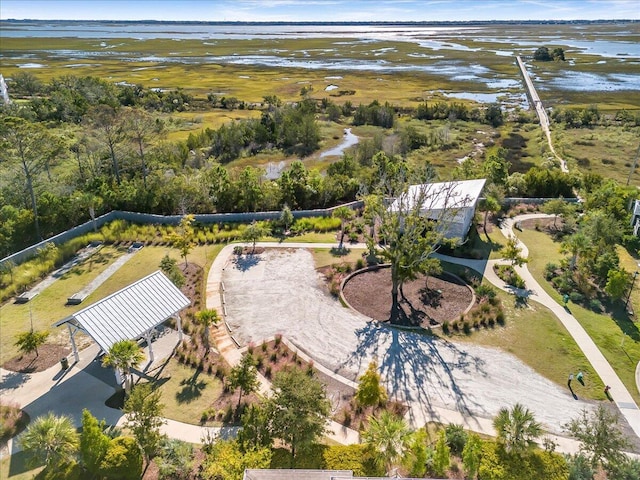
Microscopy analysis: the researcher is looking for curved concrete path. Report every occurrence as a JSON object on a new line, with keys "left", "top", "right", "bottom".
{"left": 492, "top": 214, "right": 640, "bottom": 439}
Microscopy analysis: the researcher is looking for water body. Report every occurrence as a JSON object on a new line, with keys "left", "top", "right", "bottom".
{"left": 2, "top": 21, "right": 639, "bottom": 94}
{"left": 320, "top": 128, "right": 359, "bottom": 158}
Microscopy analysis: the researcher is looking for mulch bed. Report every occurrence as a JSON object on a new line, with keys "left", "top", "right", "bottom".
{"left": 342, "top": 267, "right": 473, "bottom": 327}
{"left": 2, "top": 343, "right": 71, "bottom": 373}
{"left": 179, "top": 262, "right": 203, "bottom": 311}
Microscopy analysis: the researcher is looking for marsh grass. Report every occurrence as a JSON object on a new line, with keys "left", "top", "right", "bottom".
{"left": 555, "top": 125, "right": 640, "bottom": 184}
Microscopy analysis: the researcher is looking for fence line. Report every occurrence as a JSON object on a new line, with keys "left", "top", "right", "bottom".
{"left": 0, "top": 197, "right": 574, "bottom": 268}
{"left": 0, "top": 200, "right": 364, "bottom": 268}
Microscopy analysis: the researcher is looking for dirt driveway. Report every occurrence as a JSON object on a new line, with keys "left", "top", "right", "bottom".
{"left": 223, "top": 248, "right": 592, "bottom": 434}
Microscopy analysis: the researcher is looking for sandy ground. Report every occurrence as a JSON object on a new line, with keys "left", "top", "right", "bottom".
{"left": 223, "top": 249, "right": 593, "bottom": 434}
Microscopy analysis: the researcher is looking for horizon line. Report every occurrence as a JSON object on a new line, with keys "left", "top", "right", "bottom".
{"left": 2, "top": 18, "right": 638, "bottom": 24}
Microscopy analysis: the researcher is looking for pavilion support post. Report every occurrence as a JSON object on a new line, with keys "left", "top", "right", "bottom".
{"left": 67, "top": 324, "right": 79, "bottom": 363}
{"left": 175, "top": 314, "right": 183, "bottom": 341}
{"left": 145, "top": 331, "right": 154, "bottom": 363}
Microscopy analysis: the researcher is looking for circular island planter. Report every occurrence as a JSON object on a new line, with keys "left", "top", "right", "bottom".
{"left": 340, "top": 264, "right": 475, "bottom": 329}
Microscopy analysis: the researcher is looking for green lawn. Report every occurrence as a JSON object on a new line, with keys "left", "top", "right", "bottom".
{"left": 0, "top": 246, "right": 125, "bottom": 364}
{"left": 155, "top": 359, "right": 224, "bottom": 426}
{"left": 1, "top": 244, "right": 223, "bottom": 365}
{"left": 310, "top": 247, "right": 366, "bottom": 269}
{"left": 442, "top": 262, "right": 605, "bottom": 400}
{"left": 514, "top": 227, "right": 640, "bottom": 404}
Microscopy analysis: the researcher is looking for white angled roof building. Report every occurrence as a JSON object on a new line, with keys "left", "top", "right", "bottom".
{"left": 388, "top": 178, "right": 486, "bottom": 242}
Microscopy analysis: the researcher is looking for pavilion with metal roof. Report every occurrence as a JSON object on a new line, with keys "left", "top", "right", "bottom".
{"left": 55, "top": 270, "right": 190, "bottom": 363}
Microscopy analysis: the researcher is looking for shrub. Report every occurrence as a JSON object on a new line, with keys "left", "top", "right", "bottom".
{"left": 264, "top": 365, "right": 272, "bottom": 378}
{"left": 99, "top": 436, "right": 143, "bottom": 480}
{"left": 274, "top": 334, "right": 282, "bottom": 346}
{"left": 496, "top": 311, "right": 505, "bottom": 325}
{"left": 589, "top": 298, "right": 603, "bottom": 312}
{"left": 355, "top": 258, "right": 366, "bottom": 270}
{"left": 442, "top": 321, "right": 450, "bottom": 335}
{"left": 475, "top": 284, "right": 497, "bottom": 300}
{"left": 463, "top": 321, "right": 471, "bottom": 335}
{"left": 569, "top": 291, "right": 584, "bottom": 304}
{"left": 323, "top": 444, "right": 371, "bottom": 476}
{"left": 545, "top": 263, "right": 558, "bottom": 281}
{"left": 445, "top": 424, "right": 468, "bottom": 455}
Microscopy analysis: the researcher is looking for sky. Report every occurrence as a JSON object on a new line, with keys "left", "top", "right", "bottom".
{"left": 1, "top": 0, "right": 638, "bottom": 22}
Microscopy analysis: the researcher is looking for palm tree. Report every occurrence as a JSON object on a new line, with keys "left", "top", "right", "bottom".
{"left": 362, "top": 410, "right": 411, "bottom": 475}
{"left": 102, "top": 339, "right": 145, "bottom": 393}
{"left": 481, "top": 195, "right": 501, "bottom": 240}
{"left": 561, "top": 232, "right": 591, "bottom": 270}
{"left": 21, "top": 412, "right": 79, "bottom": 468}
{"left": 492, "top": 403, "right": 542, "bottom": 455}
{"left": 195, "top": 308, "right": 219, "bottom": 353}
{"left": 332, "top": 205, "right": 355, "bottom": 250}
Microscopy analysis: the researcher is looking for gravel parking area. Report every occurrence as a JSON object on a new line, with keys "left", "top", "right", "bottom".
{"left": 223, "top": 248, "right": 593, "bottom": 434}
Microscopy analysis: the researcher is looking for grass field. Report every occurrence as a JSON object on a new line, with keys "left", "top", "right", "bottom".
{"left": 0, "top": 244, "right": 222, "bottom": 365}
{"left": 516, "top": 228, "right": 640, "bottom": 404}
{"left": 310, "top": 247, "right": 365, "bottom": 269}
{"left": 155, "top": 358, "right": 224, "bottom": 426}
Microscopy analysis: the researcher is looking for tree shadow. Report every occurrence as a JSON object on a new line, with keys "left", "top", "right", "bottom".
{"left": 338, "top": 322, "right": 487, "bottom": 426}
{"left": 390, "top": 298, "right": 426, "bottom": 327}
{"left": 0, "top": 369, "right": 31, "bottom": 390}
{"left": 609, "top": 302, "right": 640, "bottom": 342}
{"left": 419, "top": 287, "right": 442, "bottom": 309}
{"left": 8, "top": 449, "right": 43, "bottom": 477}
{"left": 232, "top": 254, "right": 262, "bottom": 272}
{"left": 176, "top": 369, "right": 208, "bottom": 404}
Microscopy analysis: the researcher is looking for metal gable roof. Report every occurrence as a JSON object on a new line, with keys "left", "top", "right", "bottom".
{"left": 55, "top": 270, "right": 190, "bottom": 352}
{"left": 389, "top": 178, "right": 487, "bottom": 212}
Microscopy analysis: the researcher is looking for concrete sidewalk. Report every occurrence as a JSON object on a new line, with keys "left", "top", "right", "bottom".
{"left": 496, "top": 214, "right": 640, "bottom": 439}
{"left": 0, "top": 331, "right": 234, "bottom": 459}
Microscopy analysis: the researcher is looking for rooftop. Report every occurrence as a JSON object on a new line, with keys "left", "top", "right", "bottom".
{"left": 55, "top": 270, "right": 190, "bottom": 352}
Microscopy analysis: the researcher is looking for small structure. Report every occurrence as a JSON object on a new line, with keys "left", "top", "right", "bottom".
{"left": 54, "top": 271, "right": 190, "bottom": 364}
{"left": 388, "top": 178, "right": 486, "bottom": 242}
